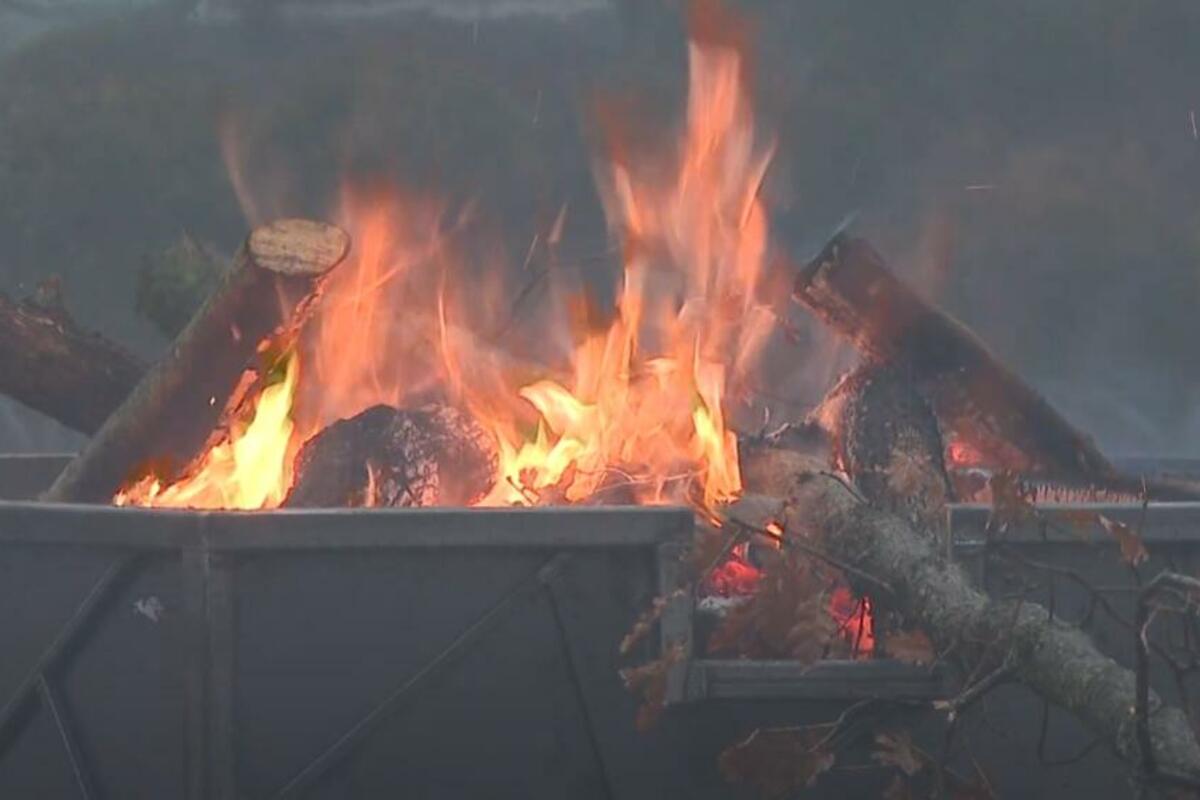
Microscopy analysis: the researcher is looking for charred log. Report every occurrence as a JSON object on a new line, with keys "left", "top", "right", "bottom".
{"left": 44, "top": 219, "right": 350, "bottom": 503}
{"left": 811, "top": 363, "right": 952, "bottom": 537}
{"left": 794, "top": 233, "right": 1117, "bottom": 485}
{"left": 284, "top": 404, "right": 497, "bottom": 508}
{"left": 0, "top": 283, "right": 145, "bottom": 435}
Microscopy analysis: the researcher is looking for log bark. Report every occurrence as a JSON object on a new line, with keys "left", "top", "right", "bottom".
{"left": 283, "top": 404, "right": 496, "bottom": 508}
{"left": 44, "top": 219, "right": 350, "bottom": 503}
{"left": 813, "top": 363, "right": 952, "bottom": 536}
{"left": 730, "top": 449, "right": 1200, "bottom": 787}
{"left": 0, "top": 287, "right": 145, "bottom": 434}
{"left": 793, "top": 233, "right": 1116, "bottom": 486}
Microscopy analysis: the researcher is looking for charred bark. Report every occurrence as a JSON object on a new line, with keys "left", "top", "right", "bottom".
{"left": 794, "top": 234, "right": 1116, "bottom": 483}
{"left": 0, "top": 285, "right": 145, "bottom": 435}
{"left": 284, "top": 404, "right": 497, "bottom": 508}
{"left": 811, "top": 363, "right": 952, "bottom": 537}
{"left": 44, "top": 219, "right": 350, "bottom": 503}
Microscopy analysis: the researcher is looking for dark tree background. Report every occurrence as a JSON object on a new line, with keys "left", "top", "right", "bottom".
{"left": 0, "top": 0, "right": 1198, "bottom": 456}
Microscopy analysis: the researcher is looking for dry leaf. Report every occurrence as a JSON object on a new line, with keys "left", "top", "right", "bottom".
{"left": 718, "top": 728, "right": 835, "bottom": 798}
{"left": 986, "top": 472, "right": 1035, "bottom": 533}
{"left": 706, "top": 551, "right": 843, "bottom": 662}
{"left": 1099, "top": 514, "right": 1149, "bottom": 566}
{"left": 620, "top": 590, "right": 684, "bottom": 656}
{"left": 883, "top": 629, "right": 936, "bottom": 666}
{"left": 619, "top": 643, "right": 685, "bottom": 731}
{"left": 873, "top": 730, "right": 926, "bottom": 776}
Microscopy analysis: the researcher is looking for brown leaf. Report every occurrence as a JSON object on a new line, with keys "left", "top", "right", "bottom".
{"left": 873, "top": 730, "right": 926, "bottom": 777}
{"left": 620, "top": 590, "right": 685, "bottom": 656}
{"left": 1099, "top": 514, "right": 1149, "bottom": 566}
{"left": 706, "top": 551, "right": 841, "bottom": 662}
{"left": 883, "top": 629, "right": 936, "bottom": 666}
{"left": 619, "top": 643, "right": 684, "bottom": 731}
{"left": 718, "top": 728, "right": 835, "bottom": 798}
{"left": 986, "top": 472, "right": 1035, "bottom": 533}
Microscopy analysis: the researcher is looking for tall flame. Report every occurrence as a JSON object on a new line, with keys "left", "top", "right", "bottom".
{"left": 117, "top": 3, "right": 774, "bottom": 516}
{"left": 471, "top": 19, "right": 772, "bottom": 511}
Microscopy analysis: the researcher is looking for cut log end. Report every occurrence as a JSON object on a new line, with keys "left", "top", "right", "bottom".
{"left": 247, "top": 219, "right": 351, "bottom": 277}
{"left": 44, "top": 218, "right": 350, "bottom": 504}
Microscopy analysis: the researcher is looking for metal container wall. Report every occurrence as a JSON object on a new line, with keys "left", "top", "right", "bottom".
{"left": 0, "top": 503, "right": 700, "bottom": 799}
{"left": 8, "top": 456, "right": 1196, "bottom": 798}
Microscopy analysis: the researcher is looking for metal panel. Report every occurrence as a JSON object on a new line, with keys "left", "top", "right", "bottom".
{"left": 0, "top": 503, "right": 693, "bottom": 799}
{"left": 686, "top": 660, "right": 947, "bottom": 702}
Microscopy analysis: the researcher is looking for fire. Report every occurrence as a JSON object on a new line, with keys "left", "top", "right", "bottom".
{"left": 115, "top": 353, "right": 301, "bottom": 509}
{"left": 117, "top": 2, "right": 773, "bottom": 517}
{"left": 470, "top": 17, "right": 772, "bottom": 511}
{"left": 830, "top": 586, "right": 876, "bottom": 658}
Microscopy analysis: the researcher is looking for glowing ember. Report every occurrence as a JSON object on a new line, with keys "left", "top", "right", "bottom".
{"left": 829, "top": 586, "right": 876, "bottom": 658}
{"left": 706, "top": 542, "right": 763, "bottom": 597}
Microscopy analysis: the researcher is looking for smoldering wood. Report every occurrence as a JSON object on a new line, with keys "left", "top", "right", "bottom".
{"left": 0, "top": 286, "right": 145, "bottom": 435}
{"left": 794, "top": 233, "right": 1120, "bottom": 486}
{"left": 284, "top": 404, "right": 497, "bottom": 508}
{"left": 730, "top": 445, "right": 1200, "bottom": 787}
{"left": 43, "top": 219, "right": 350, "bottom": 504}
{"left": 812, "top": 363, "right": 952, "bottom": 537}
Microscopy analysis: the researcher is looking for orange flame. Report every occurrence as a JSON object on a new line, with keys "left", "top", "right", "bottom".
{"left": 117, "top": 3, "right": 773, "bottom": 516}
{"left": 115, "top": 353, "right": 301, "bottom": 509}
{"left": 469, "top": 24, "right": 773, "bottom": 511}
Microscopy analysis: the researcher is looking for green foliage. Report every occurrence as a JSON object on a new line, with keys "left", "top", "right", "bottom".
{"left": 134, "top": 233, "right": 223, "bottom": 338}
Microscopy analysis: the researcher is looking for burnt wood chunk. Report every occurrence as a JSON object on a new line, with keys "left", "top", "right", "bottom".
{"left": 284, "top": 404, "right": 497, "bottom": 508}
{"left": 795, "top": 233, "right": 1114, "bottom": 487}
{"left": 817, "top": 364, "right": 952, "bottom": 538}
{"left": 0, "top": 286, "right": 145, "bottom": 435}
{"left": 45, "top": 219, "right": 350, "bottom": 503}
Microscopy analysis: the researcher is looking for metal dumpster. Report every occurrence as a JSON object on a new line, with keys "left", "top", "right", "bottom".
{"left": 19, "top": 455, "right": 1194, "bottom": 798}
{"left": 0, "top": 456, "right": 946, "bottom": 800}
{"left": 0, "top": 502, "right": 702, "bottom": 800}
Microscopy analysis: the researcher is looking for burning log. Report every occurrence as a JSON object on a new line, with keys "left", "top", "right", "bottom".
{"left": 729, "top": 448, "right": 1200, "bottom": 786}
{"left": 794, "top": 232, "right": 1118, "bottom": 487}
{"left": 44, "top": 219, "right": 350, "bottom": 503}
{"left": 0, "top": 283, "right": 145, "bottom": 434}
{"left": 284, "top": 404, "right": 497, "bottom": 508}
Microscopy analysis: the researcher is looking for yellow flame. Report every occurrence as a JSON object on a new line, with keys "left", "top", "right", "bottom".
{"left": 115, "top": 354, "right": 301, "bottom": 510}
